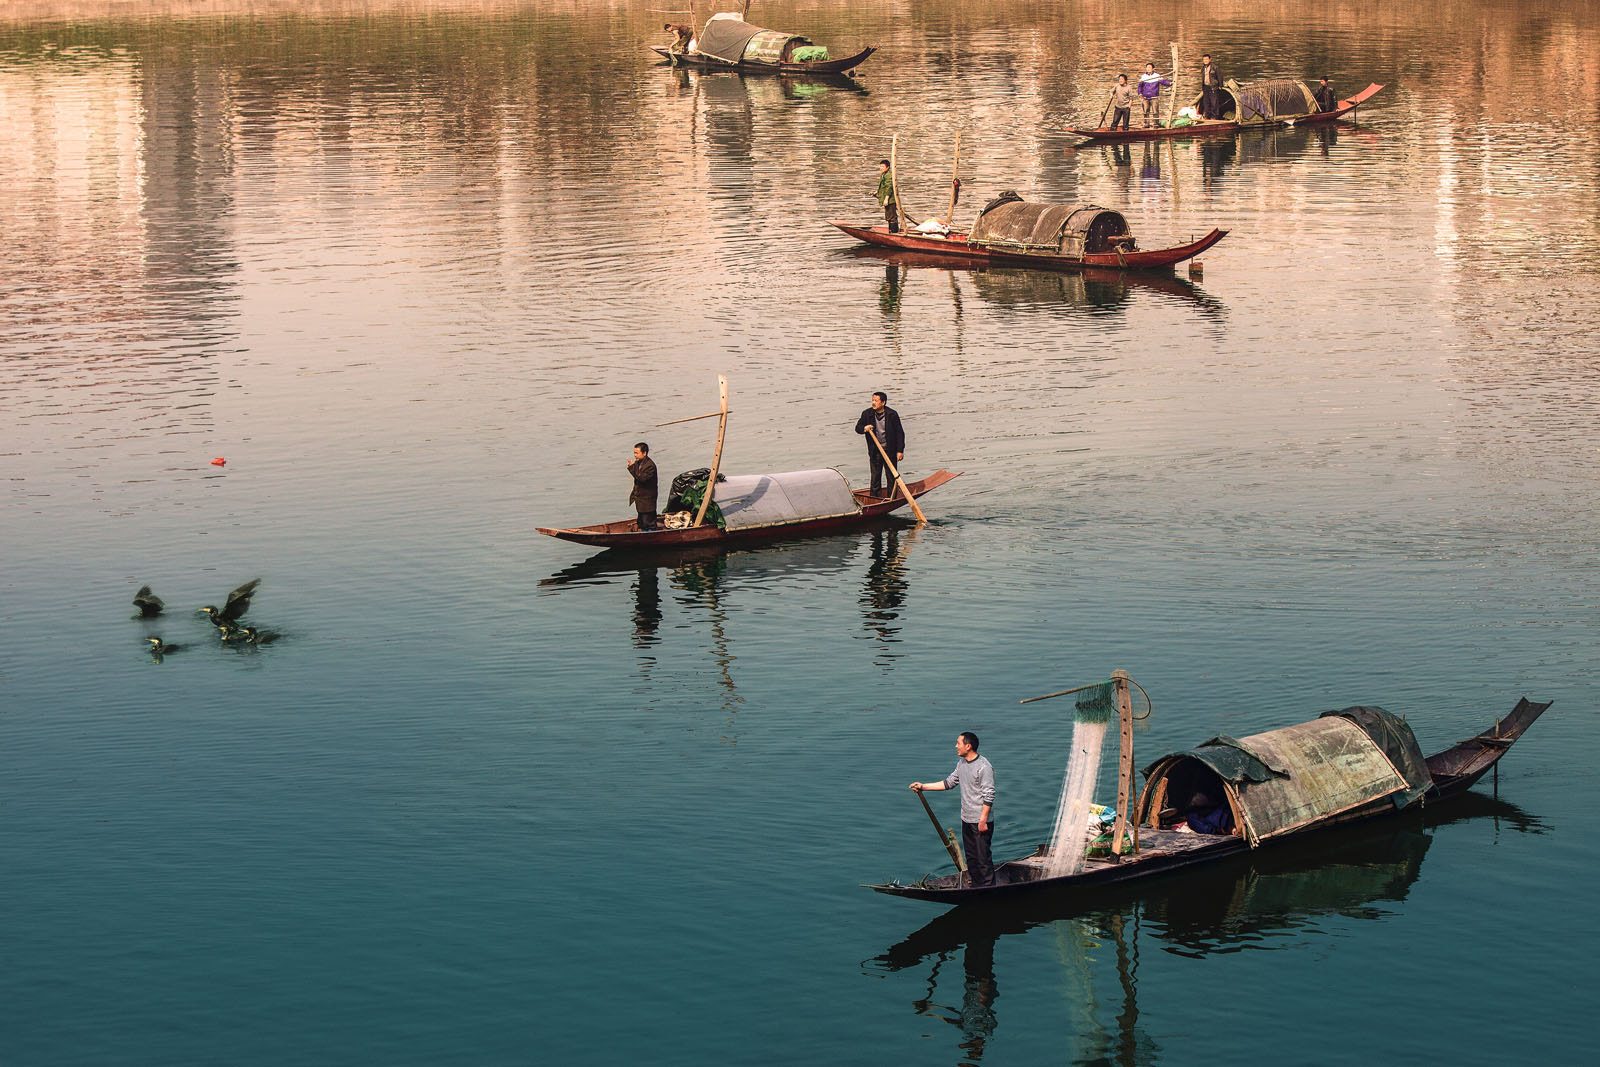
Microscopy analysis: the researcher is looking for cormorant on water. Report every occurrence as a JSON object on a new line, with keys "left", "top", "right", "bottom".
{"left": 132, "top": 585, "right": 165, "bottom": 618}
{"left": 224, "top": 626, "right": 279, "bottom": 645}
{"left": 198, "top": 579, "right": 261, "bottom": 631}
{"left": 148, "top": 636, "right": 182, "bottom": 654}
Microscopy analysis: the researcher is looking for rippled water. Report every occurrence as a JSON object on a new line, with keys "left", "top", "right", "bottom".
{"left": 4, "top": 2, "right": 1598, "bottom": 1063}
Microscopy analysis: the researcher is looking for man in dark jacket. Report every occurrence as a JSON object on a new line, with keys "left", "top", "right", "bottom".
{"left": 1199, "top": 54, "right": 1225, "bottom": 119}
{"left": 1312, "top": 77, "right": 1337, "bottom": 112}
{"left": 628, "top": 442, "right": 658, "bottom": 530}
{"left": 854, "top": 391, "right": 906, "bottom": 497}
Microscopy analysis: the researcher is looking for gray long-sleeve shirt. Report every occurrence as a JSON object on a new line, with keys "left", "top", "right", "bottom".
{"left": 944, "top": 754, "right": 995, "bottom": 823}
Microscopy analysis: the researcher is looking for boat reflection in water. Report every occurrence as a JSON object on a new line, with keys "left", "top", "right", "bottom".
{"left": 666, "top": 65, "right": 868, "bottom": 103}
{"left": 541, "top": 517, "right": 923, "bottom": 709}
{"left": 868, "top": 795, "right": 1543, "bottom": 1065}
{"left": 851, "top": 246, "right": 1227, "bottom": 321}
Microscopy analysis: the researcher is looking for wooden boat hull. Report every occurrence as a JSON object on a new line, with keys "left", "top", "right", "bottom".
{"left": 831, "top": 222, "right": 1226, "bottom": 272}
{"left": 651, "top": 45, "right": 875, "bottom": 75}
{"left": 866, "top": 697, "right": 1549, "bottom": 905}
{"left": 1067, "top": 82, "right": 1384, "bottom": 142}
{"left": 538, "top": 469, "right": 959, "bottom": 549}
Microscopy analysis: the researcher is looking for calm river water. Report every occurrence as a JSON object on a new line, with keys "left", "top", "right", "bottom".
{"left": 4, "top": 1, "right": 1598, "bottom": 1063}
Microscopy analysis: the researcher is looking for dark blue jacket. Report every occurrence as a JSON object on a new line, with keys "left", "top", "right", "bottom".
{"left": 854, "top": 407, "right": 906, "bottom": 455}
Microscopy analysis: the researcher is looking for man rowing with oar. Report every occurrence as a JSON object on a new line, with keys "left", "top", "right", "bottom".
{"left": 911, "top": 732, "right": 997, "bottom": 887}
{"left": 853, "top": 390, "right": 906, "bottom": 498}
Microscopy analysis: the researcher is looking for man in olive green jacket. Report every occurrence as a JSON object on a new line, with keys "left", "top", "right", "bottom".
{"left": 876, "top": 159, "right": 899, "bottom": 233}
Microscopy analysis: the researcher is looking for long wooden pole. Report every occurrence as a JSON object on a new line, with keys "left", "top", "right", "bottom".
{"left": 1097, "top": 88, "right": 1116, "bottom": 129}
{"left": 946, "top": 131, "right": 962, "bottom": 225}
{"left": 691, "top": 375, "right": 728, "bottom": 528}
{"left": 866, "top": 427, "right": 926, "bottom": 523}
{"left": 915, "top": 788, "right": 968, "bottom": 884}
{"left": 889, "top": 133, "right": 906, "bottom": 233}
{"left": 1167, "top": 42, "right": 1180, "bottom": 128}
{"left": 1111, "top": 669, "right": 1135, "bottom": 856}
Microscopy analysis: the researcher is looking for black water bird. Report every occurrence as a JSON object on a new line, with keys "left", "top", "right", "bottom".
{"left": 147, "top": 637, "right": 182, "bottom": 654}
{"left": 132, "top": 585, "right": 165, "bottom": 618}
{"left": 198, "top": 578, "right": 261, "bottom": 630}
{"left": 224, "top": 626, "right": 279, "bottom": 645}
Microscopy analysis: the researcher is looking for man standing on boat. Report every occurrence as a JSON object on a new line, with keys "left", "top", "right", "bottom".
{"left": 875, "top": 159, "right": 899, "bottom": 234}
{"left": 1108, "top": 74, "right": 1136, "bottom": 131}
{"left": 1313, "top": 77, "right": 1337, "bottom": 112}
{"left": 854, "top": 391, "right": 905, "bottom": 497}
{"left": 1199, "top": 54, "right": 1225, "bottom": 119}
{"left": 628, "top": 442, "right": 658, "bottom": 531}
{"left": 910, "top": 732, "right": 996, "bottom": 888}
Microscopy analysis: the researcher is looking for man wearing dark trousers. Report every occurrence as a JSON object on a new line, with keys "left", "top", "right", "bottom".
{"left": 853, "top": 391, "right": 905, "bottom": 498}
{"left": 627, "top": 442, "right": 658, "bottom": 531}
{"left": 910, "top": 732, "right": 996, "bottom": 887}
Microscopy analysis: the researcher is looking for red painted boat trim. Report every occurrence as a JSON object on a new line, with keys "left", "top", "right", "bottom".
{"left": 538, "top": 469, "right": 960, "bottom": 549}
{"left": 830, "top": 223, "right": 1227, "bottom": 271}
{"left": 1067, "top": 82, "right": 1385, "bottom": 142}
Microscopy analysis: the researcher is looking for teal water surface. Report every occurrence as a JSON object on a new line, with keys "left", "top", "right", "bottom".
{"left": 3, "top": 1, "right": 1598, "bottom": 1063}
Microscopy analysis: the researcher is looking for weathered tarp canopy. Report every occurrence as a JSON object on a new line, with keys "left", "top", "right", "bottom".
{"left": 1232, "top": 78, "right": 1317, "bottom": 121}
{"left": 712, "top": 469, "right": 860, "bottom": 530}
{"left": 968, "top": 198, "right": 1130, "bottom": 257}
{"left": 696, "top": 16, "right": 806, "bottom": 65}
{"left": 1141, "top": 713, "right": 1425, "bottom": 847}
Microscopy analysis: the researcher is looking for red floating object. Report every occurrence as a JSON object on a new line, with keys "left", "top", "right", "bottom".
{"left": 210, "top": 457, "right": 226, "bottom": 466}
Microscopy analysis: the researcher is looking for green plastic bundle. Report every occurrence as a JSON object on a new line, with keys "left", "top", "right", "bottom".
{"left": 791, "top": 45, "right": 830, "bottom": 62}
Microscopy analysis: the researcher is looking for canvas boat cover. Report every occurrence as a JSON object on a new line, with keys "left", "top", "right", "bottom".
{"left": 711, "top": 469, "right": 860, "bottom": 530}
{"left": 968, "top": 197, "right": 1130, "bottom": 258}
{"left": 1141, "top": 710, "right": 1429, "bottom": 847}
{"left": 696, "top": 15, "right": 804, "bottom": 65}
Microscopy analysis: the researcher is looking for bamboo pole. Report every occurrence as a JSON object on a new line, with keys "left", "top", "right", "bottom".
{"left": 1111, "top": 669, "right": 1135, "bottom": 856}
{"left": 914, "top": 788, "right": 968, "bottom": 884}
{"left": 946, "top": 131, "right": 963, "bottom": 226}
{"left": 1167, "top": 42, "right": 1180, "bottom": 128}
{"left": 866, "top": 427, "right": 926, "bottom": 523}
{"left": 1097, "top": 89, "right": 1116, "bottom": 129}
{"left": 889, "top": 133, "right": 906, "bottom": 233}
{"left": 691, "top": 375, "right": 729, "bottom": 528}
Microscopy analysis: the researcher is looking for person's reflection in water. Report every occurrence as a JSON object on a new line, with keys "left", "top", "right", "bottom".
{"left": 906, "top": 931, "right": 999, "bottom": 1065}
{"left": 631, "top": 567, "right": 662, "bottom": 650}
{"left": 1200, "top": 136, "right": 1236, "bottom": 188}
{"left": 1110, "top": 141, "right": 1132, "bottom": 169}
{"left": 1138, "top": 143, "right": 1160, "bottom": 182}
{"left": 861, "top": 526, "right": 911, "bottom": 659}
{"left": 879, "top": 263, "right": 905, "bottom": 319}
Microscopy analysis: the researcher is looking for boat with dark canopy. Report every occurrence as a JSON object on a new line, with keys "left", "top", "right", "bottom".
{"left": 833, "top": 194, "right": 1225, "bottom": 272}
{"left": 1069, "top": 79, "right": 1384, "bottom": 142}
{"left": 653, "top": 11, "right": 875, "bottom": 76}
{"left": 867, "top": 690, "right": 1549, "bottom": 905}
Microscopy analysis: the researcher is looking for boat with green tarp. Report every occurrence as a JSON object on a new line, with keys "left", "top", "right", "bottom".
{"left": 867, "top": 692, "right": 1549, "bottom": 905}
{"left": 653, "top": 12, "right": 875, "bottom": 75}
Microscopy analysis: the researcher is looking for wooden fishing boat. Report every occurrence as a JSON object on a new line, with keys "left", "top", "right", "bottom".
{"left": 1068, "top": 81, "right": 1383, "bottom": 142}
{"left": 833, "top": 197, "right": 1224, "bottom": 272}
{"left": 539, "top": 469, "right": 959, "bottom": 549}
{"left": 653, "top": 12, "right": 874, "bottom": 76}
{"left": 867, "top": 693, "right": 1549, "bottom": 905}
{"left": 539, "top": 375, "right": 959, "bottom": 551}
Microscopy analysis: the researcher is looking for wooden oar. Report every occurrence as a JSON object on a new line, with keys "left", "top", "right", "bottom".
{"left": 945, "top": 131, "right": 962, "bottom": 226}
{"left": 866, "top": 427, "right": 926, "bottom": 523}
{"left": 915, "top": 787, "right": 968, "bottom": 884}
{"left": 1096, "top": 88, "right": 1116, "bottom": 129}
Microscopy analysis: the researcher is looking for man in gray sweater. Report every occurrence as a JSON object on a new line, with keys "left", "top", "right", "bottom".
{"left": 910, "top": 732, "right": 996, "bottom": 887}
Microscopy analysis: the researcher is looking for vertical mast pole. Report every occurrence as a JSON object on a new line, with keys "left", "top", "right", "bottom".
{"left": 691, "top": 375, "right": 729, "bottom": 528}
{"left": 890, "top": 133, "right": 906, "bottom": 234}
{"left": 1168, "top": 42, "right": 1180, "bottom": 128}
{"left": 1111, "top": 669, "right": 1135, "bottom": 856}
{"left": 946, "top": 131, "right": 963, "bottom": 226}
